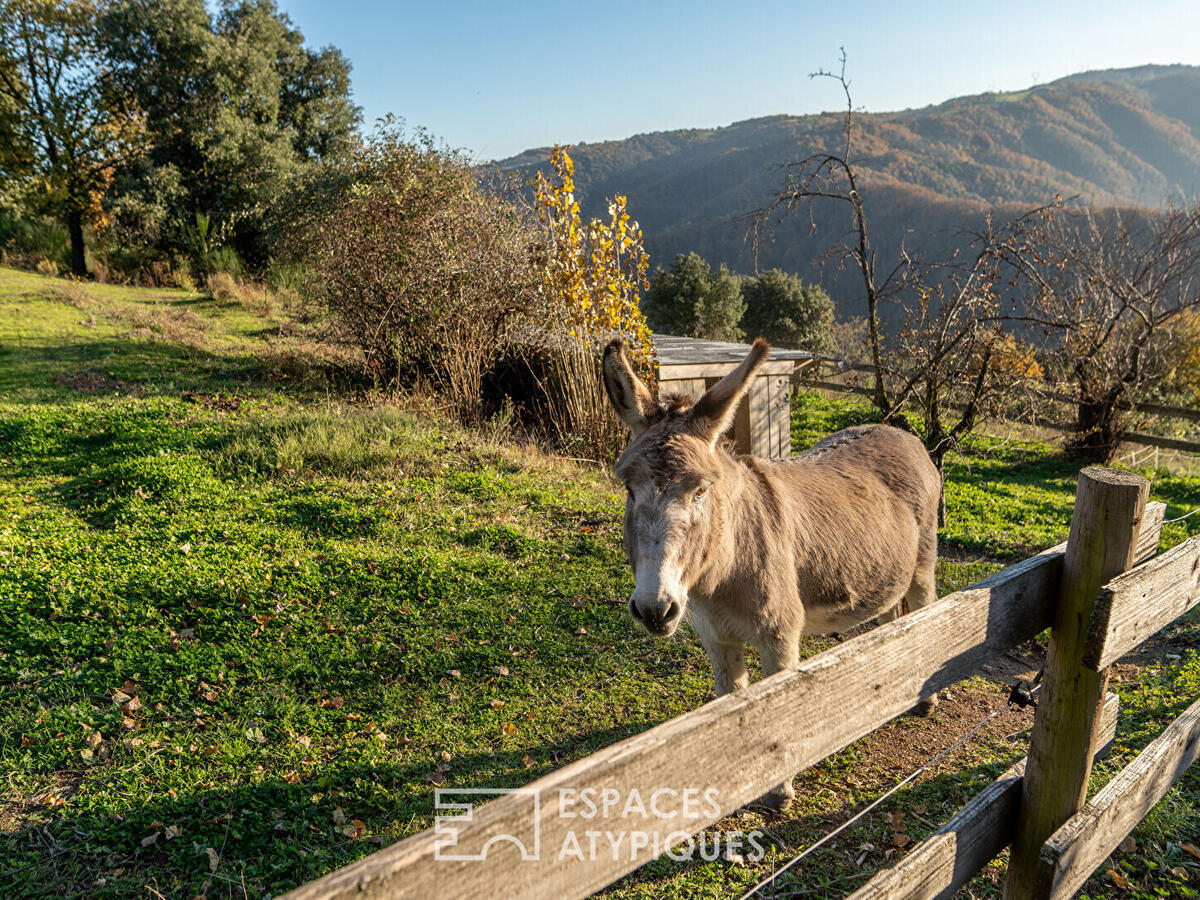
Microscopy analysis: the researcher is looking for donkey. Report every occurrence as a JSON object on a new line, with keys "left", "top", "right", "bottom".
{"left": 602, "top": 337, "right": 941, "bottom": 809}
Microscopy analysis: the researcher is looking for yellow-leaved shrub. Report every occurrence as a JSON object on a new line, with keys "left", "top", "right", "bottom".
{"left": 532, "top": 146, "right": 657, "bottom": 458}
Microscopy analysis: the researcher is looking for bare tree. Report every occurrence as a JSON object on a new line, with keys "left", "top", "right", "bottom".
{"left": 750, "top": 51, "right": 1051, "bottom": 521}
{"left": 1006, "top": 204, "right": 1200, "bottom": 461}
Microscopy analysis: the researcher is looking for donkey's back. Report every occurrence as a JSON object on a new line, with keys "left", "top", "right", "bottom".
{"left": 797, "top": 423, "right": 940, "bottom": 521}
{"left": 771, "top": 423, "right": 941, "bottom": 634}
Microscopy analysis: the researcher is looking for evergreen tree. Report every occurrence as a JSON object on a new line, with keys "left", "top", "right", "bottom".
{"left": 741, "top": 268, "right": 835, "bottom": 353}
{"left": 643, "top": 252, "right": 744, "bottom": 342}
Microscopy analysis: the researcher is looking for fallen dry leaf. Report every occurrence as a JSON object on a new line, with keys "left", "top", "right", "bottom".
{"left": 141, "top": 831, "right": 161, "bottom": 848}
{"left": 205, "top": 846, "right": 219, "bottom": 872}
{"left": 492, "top": 665, "right": 510, "bottom": 677}
{"left": 164, "top": 824, "right": 181, "bottom": 840}
{"left": 522, "top": 754, "right": 534, "bottom": 768}
{"left": 425, "top": 771, "right": 445, "bottom": 786}
{"left": 1109, "top": 868, "right": 1130, "bottom": 889}
{"left": 318, "top": 697, "right": 345, "bottom": 710}
{"left": 331, "top": 807, "right": 346, "bottom": 826}
{"left": 489, "top": 699, "right": 505, "bottom": 710}
{"left": 1182, "top": 842, "right": 1200, "bottom": 860}
{"left": 502, "top": 722, "right": 517, "bottom": 737}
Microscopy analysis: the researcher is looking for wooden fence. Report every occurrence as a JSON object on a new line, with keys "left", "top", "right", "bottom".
{"left": 282, "top": 468, "right": 1200, "bottom": 900}
{"left": 793, "top": 360, "right": 1200, "bottom": 455}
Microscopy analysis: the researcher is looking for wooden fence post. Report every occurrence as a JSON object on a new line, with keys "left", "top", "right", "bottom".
{"left": 1004, "top": 467, "right": 1150, "bottom": 899}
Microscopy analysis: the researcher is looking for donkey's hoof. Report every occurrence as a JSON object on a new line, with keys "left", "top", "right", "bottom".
{"left": 758, "top": 781, "right": 795, "bottom": 813}
{"left": 914, "top": 694, "right": 939, "bottom": 717}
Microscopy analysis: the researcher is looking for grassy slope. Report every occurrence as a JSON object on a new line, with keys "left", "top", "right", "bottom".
{"left": 0, "top": 267, "right": 1197, "bottom": 898}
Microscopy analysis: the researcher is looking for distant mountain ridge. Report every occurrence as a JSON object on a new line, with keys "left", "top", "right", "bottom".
{"left": 495, "top": 65, "right": 1200, "bottom": 314}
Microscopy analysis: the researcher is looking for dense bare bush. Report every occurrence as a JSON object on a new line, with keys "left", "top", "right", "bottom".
{"left": 291, "top": 125, "right": 540, "bottom": 422}
{"left": 1008, "top": 204, "right": 1200, "bottom": 460}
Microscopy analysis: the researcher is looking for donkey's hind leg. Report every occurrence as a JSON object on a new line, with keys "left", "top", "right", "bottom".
{"left": 908, "top": 528, "right": 941, "bottom": 715}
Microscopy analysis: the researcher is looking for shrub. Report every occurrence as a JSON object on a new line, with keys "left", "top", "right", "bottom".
{"left": 291, "top": 124, "right": 539, "bottom": 422}
{"left": 205, "top": 272, "right": 240, "bottom": 304}
{"left": 531, "top": 146, "right": 655, "bottom": 459}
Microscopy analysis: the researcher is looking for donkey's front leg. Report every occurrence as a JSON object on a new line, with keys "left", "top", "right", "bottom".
{"left": 757, "top": 634, "right": 801, "bottom": 811}
{"left": 696, "top": 628, "right": 749, "bottom": 697}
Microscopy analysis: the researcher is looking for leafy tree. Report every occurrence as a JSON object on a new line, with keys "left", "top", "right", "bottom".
{"left": 741, "top": 268, "right": 835, "bottom": 353}
{"left": 643, "top": 252, "right": 744, "bottom": 342}
{"left": 0, "top": 0, "right": 146, "bottom": 275}
{"left": 98, "top": 0, "right": 359, "bottom": 267}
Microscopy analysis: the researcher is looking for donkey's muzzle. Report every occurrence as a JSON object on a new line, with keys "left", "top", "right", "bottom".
{"left": 629, "top": 598, "right": 682, "bottom": 636}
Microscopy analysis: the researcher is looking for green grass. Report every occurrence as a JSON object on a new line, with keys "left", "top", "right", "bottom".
{"left": 2, "top": 267, "right": 1199, "bottom": 898}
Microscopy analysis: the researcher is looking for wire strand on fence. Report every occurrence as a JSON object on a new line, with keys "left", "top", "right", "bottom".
{"left": 1165, "top": 507, "right": 1200, "bottom": 524}
{"left": 736, "top": 683, "right": 1041, "bottom": 900}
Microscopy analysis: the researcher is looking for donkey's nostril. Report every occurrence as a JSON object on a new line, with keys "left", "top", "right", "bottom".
{"left": 629, "top": 599, "right": 644, "bottom": 621}
{"left": 665, "top": 601, "right": 681, "bottom": 622}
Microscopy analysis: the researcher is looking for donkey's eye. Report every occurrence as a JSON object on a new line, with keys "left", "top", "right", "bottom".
{"left": 694, "top": 485, "right": 708, "bottom": 500}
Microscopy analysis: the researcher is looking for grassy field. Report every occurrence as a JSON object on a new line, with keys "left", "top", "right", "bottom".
{"left": 1, "top": 266, "right": 1198, "bottom": 899}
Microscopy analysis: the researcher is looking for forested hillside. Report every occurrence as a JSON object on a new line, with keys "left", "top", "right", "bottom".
{"left": 495, "top": 65, "right": 1200, "bottom": 314}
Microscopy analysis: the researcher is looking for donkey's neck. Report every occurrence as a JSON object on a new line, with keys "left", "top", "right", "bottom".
{"left": 695, "top": 451, "right": 800, "bottom": 592}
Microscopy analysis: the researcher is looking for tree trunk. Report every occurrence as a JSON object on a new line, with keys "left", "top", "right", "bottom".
{"left": 1066, "top": 393, "right": 1124, "bottom": 463}
{"left": 930, "top": 447, "right": 948, "bottom": 527}
{"left": 67, "top": 209, "right": 87, "bottom": 278}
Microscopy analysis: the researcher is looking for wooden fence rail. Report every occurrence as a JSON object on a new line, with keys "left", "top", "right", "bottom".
{"left": 282, "top": 477, "right": 1199, "bottom": 900}
{"left": 792, "top": 367, "right": 1200, "bottom": 455}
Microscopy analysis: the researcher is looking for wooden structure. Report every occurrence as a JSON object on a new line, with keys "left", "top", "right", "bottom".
{"left": 653, "top": 334, "right": 819, "bottom": 459}
{"left": 282, "top": 468, "right": 1200, "bottom": 900}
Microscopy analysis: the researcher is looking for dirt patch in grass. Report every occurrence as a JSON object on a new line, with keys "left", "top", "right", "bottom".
{"left": 52, "top": 371, "right": 128, "bottom": 394}
{"left": 182, "top": 390, "right": 243, "bottom": 412}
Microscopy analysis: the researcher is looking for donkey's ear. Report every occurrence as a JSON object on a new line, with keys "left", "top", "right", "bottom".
{"left": 603, "top": 340, "right": 657, "bottom": 436}
{"left": 689, "top": 338, "right": 770, "bottom": 446}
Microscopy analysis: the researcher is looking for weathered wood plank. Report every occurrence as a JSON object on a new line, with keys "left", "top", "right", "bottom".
{"left": 1084, "top": 532, "right": 1200, "bottom": 671}
{"left": 1123, "top": 431, "right": 1200, "bottom": 454}
{"left": 794, "top": 378, "right": 877, "bottom": 398}
{"left": 1005, "top": 468, "right": 1150, "bottom": 899}
{"left": 1034, "top": 695, "right": 1200, "bottom": 900}
{"left": 282, "top": 544, "right": 1070, "bottom": 900}
{"left": 1135, "top": 502, "right": 1166, "bottom": 564}
{"left": 848, "top": 693, "right": 1121, "bottom": 900}
{"left": 657, "top": 360, "right": 795, "bottom": 380}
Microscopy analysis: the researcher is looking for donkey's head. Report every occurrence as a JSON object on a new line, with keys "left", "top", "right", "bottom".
{"left": 602, "top": 338, "right": 769, "bottom": 637}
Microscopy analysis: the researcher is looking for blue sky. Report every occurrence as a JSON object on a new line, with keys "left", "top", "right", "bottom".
{"left": 276, "top": 0, "right": 1200, "bottom": 162}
